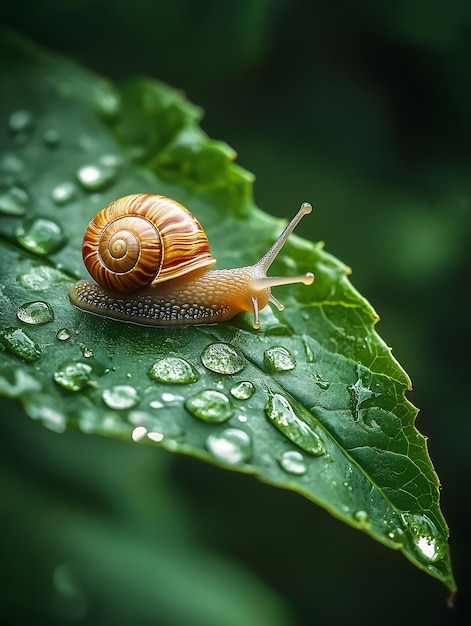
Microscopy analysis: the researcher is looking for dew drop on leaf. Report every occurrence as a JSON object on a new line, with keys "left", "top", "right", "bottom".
{"left": 95, "top": 89, "right": 122, "bottom": 119}
{"left": 102, "top": 384, "right": 140, "bottom": 409}
{"left": 230, "top": 381, "right": 255, "bottom": 400}
{"left": 79, "top": 344, "right": 94, "bottom": 358}
{"left": 0, "top": 327, "right": 41, "bottom": 361}
{"left": 185, "top": 389, "right": 234, "bottom": 423}
{"left": 385, "top": 526, "right": 405, "bottom": 547}
{"left": 200, "top": 342, "right": 245, "bottom": 374}
{"left": 42, "top": 128, "right": 61, "bottom": 147}
{"left": 51, "top": 181, "right": 78, "bottom": 205}
{"left": 401, "top": 513, "right": 446, "bottom": 564}
{"left": 148, "top": 356, "right": 200, "bottom": 384}
{"left": 9, "top": 109, "right": 34, "bottom": 133}
{"left": 15, "top": 217, "right": 65, "bottom": 255}
{"left": 22, "top": 396, "right": 67, "bottom": 433}
{"left": 265, "top": 392, "right": 326, "bottom": 456}
{"left": 263, "top": 346, "right": 296, "bottom": 373}
{"left": 279, "top": 450, "right": 308, "bottom": 475}
{"left": 54, "top": 360, "right": 93, "bottom": 391}
{"left": 56, "top": 328, "right": 72, "bottom": 341}
{"left": 76, "top": 163, "right": 116, "bottom": 191}
{"left": 206, "top": 428, "right": 252, "bottom": 464}
{"left": 17, "top": 300, "right": 54, "bottom": 325}
{"left": 353, "top": 510, "right": 371, "bottom": 528}
{"left": 0, "top": 185, "right": 29, "bottom": 216}
{"left": 0, "top": 367, "right": 42, "bottom": 397}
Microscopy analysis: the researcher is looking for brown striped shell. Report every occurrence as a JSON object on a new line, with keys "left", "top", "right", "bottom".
{"left": 82, "top": 194, "right": 216, "bottom": 293}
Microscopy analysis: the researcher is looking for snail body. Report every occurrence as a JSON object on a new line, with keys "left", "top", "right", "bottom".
{"left": 69, "top": 194, "right": 314, "bottom": 329}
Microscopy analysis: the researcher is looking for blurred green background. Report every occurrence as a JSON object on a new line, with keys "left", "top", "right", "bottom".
{"left": 1, "top": 1, "right": 470, "bottom": 624}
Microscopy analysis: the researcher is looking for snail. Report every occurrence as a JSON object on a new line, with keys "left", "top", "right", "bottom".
{"left": 69, "top": 193, "right": 314, "bottom": 329}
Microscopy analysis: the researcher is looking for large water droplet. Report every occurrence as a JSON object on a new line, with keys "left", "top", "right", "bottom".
{"left": 263, "top": 346, "right": 296, "bottom": 373}
{"left": 102, "top": 384, "right": 140, "bottom": 409}
{"left": 16, "top": 217, "right": 64, "bottom": 255}
{"left": 185, "top": 389, "right": 234, "bottom": 423}
{"left": 230, "top": 381, "right": 255, "bottom": 400}
{"left": 0, "top": 327, "right": 41, "bottom": 361}
{"left": 17, "top": 300, "right": 54, "bottom": 325}
{"left": 76, "top": 163, "right": 116, "bottom": 191}
{"left": 56, "top": 328, "right": 72, "bottom": 341}
{"left": 51, "top": 181, "right": 78, "bottom": 205}
{"left": 265, "top": 392, "right": 325, "bottom": 455}
{"left": 401, "top": 513, "right": 445, "bottom": 563}
{"left": 201, "top": 342, "right": 245, "bottom": 374}
{"left": 9, "top": 110, "right": 34, "bottom": 133}
{"left": 0, "top": 186, "right": 29, "bottom": 216}
{"left": 54, "top": 360, "right": 93, "bottom": 391}
{"left": 279, "top": 450, "right": 308, "bottom": 475}
{"left": 149, "top": 356, "right": 199, "bottom": 384}
{"left": 18, "top": 265, "right": 70, "bottom": 290}
{"left": 206, "top": 428, "right": 252, "bottom": 464}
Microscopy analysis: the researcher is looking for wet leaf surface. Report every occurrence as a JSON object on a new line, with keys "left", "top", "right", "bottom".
{"left": 0, "top": 31, "right": 455, "bottom": 591}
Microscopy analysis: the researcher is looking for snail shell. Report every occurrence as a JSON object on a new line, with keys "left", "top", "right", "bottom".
{"left": 82, "top": 194, "right": 216, "bottom": 293}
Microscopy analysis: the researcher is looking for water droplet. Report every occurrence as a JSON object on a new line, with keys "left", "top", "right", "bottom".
{"left": 42, "top": 128, "right": 61, "bottom": 147}
{"left": 23, "top": 396, "right": 67, "bottom": 432}
{"left": 9, "top": 110, "right": 34, "bottom": 133}
{"left": 401, "top": 513, "right": 445, "bottom": 563}
{"left": 18, "top": 265, "right": 70, "bottom": 290}
{"left": 0, "top": 327, "right": 41, "bottom": 361}
{"left": 348, "top": 365, "right": 377, "bottom": 420}
{"left": 206, "top": 428, "right": 252, "bottom": 464}
{"left": 17, "top": 300, "right": 54, "bottom": 325}
{"left": 279, "top": 450, "right": 307, "bottom": 475}
{"left": 96, "top": 89, "right": 122, "bottom": 119}
{"left": 302, "top": 335, "right": 316, "bottom": 362}
{"left": 0, "top": 367, "right": 41, "bottom": 397}
{"left": 149, "top": 399, "right": 164, "bottom": 409}
{"left": 16, "top": 217, "right": 64, "bottom": 255}
{"left": 201, "top": 343, "right": 245, "bottom": 374}
{"left": 51, "top": 181, "right": 78, "bottom": 205}
{"left": 148, "top": 356, "right": 199, "bottom": 384}
{"left": 132, "top": 425, "right": 148, "bottom": 442}
{"left": 263, "top": 346, "right": 296, "bottom": 373}
{"left": 353, "top": 510, "right": 371, "bottom": 528}
{"left": 230, "top": 381, "right": 255, "bottom": 400}
{"left": 314, "top": 375, "right": 331, "bottom": 390}
{"left": 102, "top": 384, "right": 140, "bottom": 409}
{"left": 79, "top": 344, "right": 94, "bottom": 358}
{"left": 56, "top": 328, "right": 71, "bottom": 341}
{"left": 54, "top": 360, "right": 93, "bottom": 391}
{"left": 385, "top": 526, "right": 405, "bottom": 546}
{"left": 265, "top": 392, "right": 325, "bottom": 456}
{"left": 0, "top": 186, "right": 29, "bottom": 216}
{"left": 185, "top": 389, "right": 234, "bottom": 423}
{"left": 76, "top": 163, "right": 116, "bottom": 191}
{"left": 161, "top": 391, "right": 184, "bottom": 402}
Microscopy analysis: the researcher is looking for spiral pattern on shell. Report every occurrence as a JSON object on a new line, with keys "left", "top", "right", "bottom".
{"left": 82, "top": 194, "right": 216, "bottom": 293}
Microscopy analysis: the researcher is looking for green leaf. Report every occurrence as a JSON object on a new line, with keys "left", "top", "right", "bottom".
{"left": 0, "top": 30, "right": 455, "bottom": 592}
